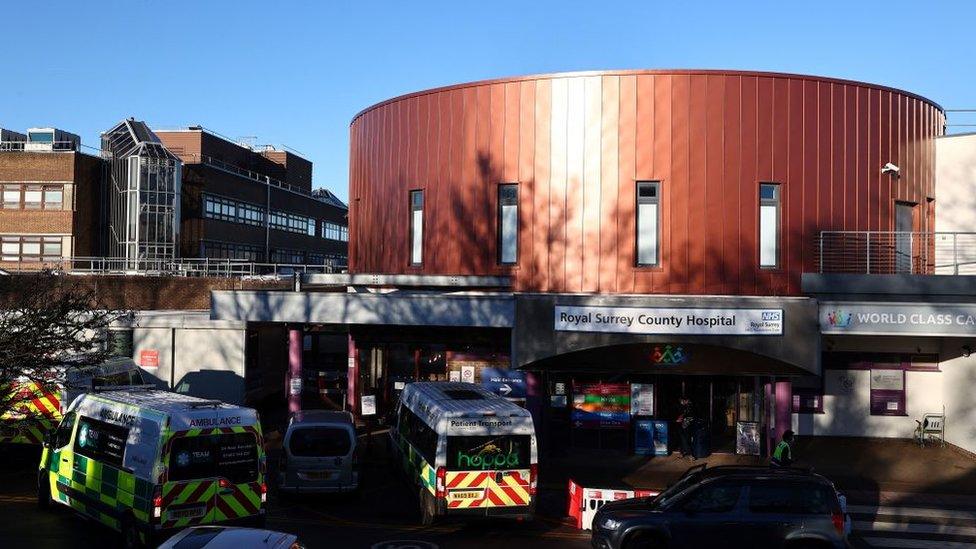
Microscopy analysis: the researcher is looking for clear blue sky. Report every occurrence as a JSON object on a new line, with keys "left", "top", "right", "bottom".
{"left": 3, "top": 1, "right": 974, "bottom": 202}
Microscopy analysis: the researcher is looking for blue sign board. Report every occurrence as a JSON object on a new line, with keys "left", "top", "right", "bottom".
{"left": 635, "top": 419, "right": 669, "bottom": 456}
{"left": 481, "top": 367, "right": 527, "bottom": 399}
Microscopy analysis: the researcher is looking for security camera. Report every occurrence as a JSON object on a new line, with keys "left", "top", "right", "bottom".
{"left": 881, "top": 162, "right": 900, "bottom": 176}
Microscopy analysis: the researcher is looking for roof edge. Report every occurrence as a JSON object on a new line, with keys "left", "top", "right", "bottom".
{"left": 351, "top": 68, "right": 944, "bottom": 125}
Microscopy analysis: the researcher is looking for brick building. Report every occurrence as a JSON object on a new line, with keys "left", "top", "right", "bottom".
{"left": 156, "top": 127, "right": 348, "bottom": 266}
{"left": 0, "top": 122, "right": 348, "bottom": 270}
{"left": 0, "top": 128, "right": 104, "bottom": 268}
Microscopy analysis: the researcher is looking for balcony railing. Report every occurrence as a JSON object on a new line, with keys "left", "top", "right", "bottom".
{"left": 0, "top": 256, "right": 348, "bottom": 278}
{"left": 0, "top": 141, "right": 79, "bottom": 152}
{"left": 817, "top": 231, "right": 976, "bottom": 275}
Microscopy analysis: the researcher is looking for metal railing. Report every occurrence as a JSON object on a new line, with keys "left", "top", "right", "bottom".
{"left": 0, "top": 256, "right": 348, "bottom": 278}
{"left": 817, "top": 231, "right": 976, "bottom": 275}
{"left": 0, "top": 141, "right": 80, "bottom": 152}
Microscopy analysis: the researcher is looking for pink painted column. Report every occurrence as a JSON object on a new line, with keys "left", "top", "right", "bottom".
{"left": 774, "top": 379, "right": 793, "bottom": 452}
{"left": 347, "top": 333, "right": 359, "bottom": 413}
{"left": 287, "top": 326, "right": 303, "bottom": 414}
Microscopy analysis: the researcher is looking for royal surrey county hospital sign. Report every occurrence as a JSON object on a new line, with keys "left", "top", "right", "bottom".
{"left": 821, "top": 302, "right": 976, "bottom": 336}
{"left": 554, "top": 306, "right": 784, "bottom": 336}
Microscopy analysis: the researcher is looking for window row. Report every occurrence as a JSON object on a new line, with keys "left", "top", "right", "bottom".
{"left": 201, "top": 240, "right": 264, "bottom": 262}
{"left": 1, "top": 184, "right": 64, "bottom": 210}
{"left": 0, "top": 235, "right": 63, "bottom": 262}
{"left": 270, "top": 211, "right": 316, "bottom": 236}
{"left": 203, "top": 194, "right": 265, "bottom": 226}
{"left": 322, "top": 221, "right": 348, "bottom": 242}
{"left": 203, "top": 194, "right": 343, "bottom": 240}
{"left": 407, "top": 182, "right": 782, "bottom": 269}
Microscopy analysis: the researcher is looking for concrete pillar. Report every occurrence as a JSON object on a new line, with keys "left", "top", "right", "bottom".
{"left": 347, "top": 333, "right": 359, "bottom": 413}
{"left": 287, "top": 326, "right": 303, "bottom": 414}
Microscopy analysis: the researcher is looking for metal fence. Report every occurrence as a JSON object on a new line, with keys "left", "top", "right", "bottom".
{"left": 0, "top": 256, "right": 347, "bottom": 278}
{"left": 818, "top": 231, "right": 976, "bottom": 275}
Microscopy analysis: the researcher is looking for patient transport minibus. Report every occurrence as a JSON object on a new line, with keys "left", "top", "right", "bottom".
{"left": 38, "top": 389, "right": 266, "bottom": 548}
{"left": 390, "top": 382, "right": 537, "bottom": 524}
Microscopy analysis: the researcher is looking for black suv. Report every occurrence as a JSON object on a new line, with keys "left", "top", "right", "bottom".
{"left": 591, "top": 465, "right": 850, "bottom": 549}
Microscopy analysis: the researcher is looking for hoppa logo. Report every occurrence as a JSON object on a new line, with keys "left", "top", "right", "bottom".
{"left": 827, "top": 310, "right": 853, "bottom": 328}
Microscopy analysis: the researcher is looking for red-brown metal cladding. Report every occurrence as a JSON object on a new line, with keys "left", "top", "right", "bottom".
{"left": 347, "top": 70, "right": 944, "bottom": 296}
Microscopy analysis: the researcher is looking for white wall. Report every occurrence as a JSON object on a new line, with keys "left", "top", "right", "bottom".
{"left": 172, "top": 328, "right": 245, "bottom": 404}
{"left": 793, "top": 369, "right": 943, "bottom": 439}
{"left": 129, "top": 311, "right": 246, "bottom": 404}
{"left": 940, "top": 353, "right": 976, "bottom": 454}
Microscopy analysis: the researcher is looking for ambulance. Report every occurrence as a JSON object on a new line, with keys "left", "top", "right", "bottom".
{"left": 1, "top": 356, "right": 147, "bottom": 445}
{"left": 38, "top": 389, "right": 267, "bottom": 548}
{"left": 390, "top": 382, "right": 537, "bottom": 524}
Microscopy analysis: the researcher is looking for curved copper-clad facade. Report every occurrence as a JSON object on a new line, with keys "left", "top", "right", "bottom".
{"left": 348, "top": 70, "right": 944, "bottom": 295}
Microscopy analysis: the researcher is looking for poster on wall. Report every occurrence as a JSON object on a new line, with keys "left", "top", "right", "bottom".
{"left": 631, "top": 383, "right": 654, "bottom": 416}
{"left": 449, "top": 370, "right": 460, "bottom": 382}
{"left": 460, "top": 365, "right": 475, "bottom": 383}
{"left": 735, "top": 421, "right": 761, "bottom": 455}
{"left": 571, "top": 382, "right": 631, "bottom": 429}
{"left": 139, "top": 349, "right": 159, "bottom": 368}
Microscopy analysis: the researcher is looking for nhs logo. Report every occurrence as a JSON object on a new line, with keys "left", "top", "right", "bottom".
{"left": 762, "top": 311, "right": 782, "bottom": 321}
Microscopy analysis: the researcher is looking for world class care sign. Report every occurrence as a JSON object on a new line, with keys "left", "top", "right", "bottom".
{"left": 554, "top": 305, "right": 783, "bottom": 335}
{"left": 821, "top": 302, "right": 976, "bottom": 335}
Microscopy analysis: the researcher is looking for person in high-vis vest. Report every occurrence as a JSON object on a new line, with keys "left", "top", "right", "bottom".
{"left": 771, "top": 430, "right": 795, "bottom": 467}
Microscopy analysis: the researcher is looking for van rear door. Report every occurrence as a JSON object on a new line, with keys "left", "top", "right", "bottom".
{"left": 444, "top": 434, "right": 532, "bottom": 509}
{"left": 285, "top": 425, "right": 355, "bottom": 487}
{"left": 164, "top": 430, "right": 262, "bottom": 528}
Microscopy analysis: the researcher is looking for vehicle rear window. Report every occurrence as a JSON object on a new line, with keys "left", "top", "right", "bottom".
{"left": 748, "top": 481, "right": 836, "bottom": 514}
{"left": 94, "top": 369, "right": 145, "bottom": 387}
{"left": 288, "top": 427, "right": 352, "bottom": 457}
{"left": 172, "top": 527, "right": 225, "bottom": 549}
{"left": 169, "top": 432, "right": 259, "bottom": 483}
{"left": 446, "top": 435, "right": 530, "bottom": 470}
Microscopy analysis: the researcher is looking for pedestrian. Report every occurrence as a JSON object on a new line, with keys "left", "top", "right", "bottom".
{"left": 676, "top": 396, "right": 695, "bottom": 460}
{"left": 771, "top": 430, "right": 795, "bottom": 467}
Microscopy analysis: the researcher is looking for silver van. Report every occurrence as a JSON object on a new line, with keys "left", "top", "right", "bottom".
{"left": 279, "top": 410, "right": 360, "bottom": 494}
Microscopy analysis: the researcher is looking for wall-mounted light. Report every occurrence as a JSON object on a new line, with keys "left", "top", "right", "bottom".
{"left": 881, "top": 162, "right": 901, "bottom": 178}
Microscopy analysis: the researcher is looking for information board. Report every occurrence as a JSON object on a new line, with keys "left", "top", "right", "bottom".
{"left": 571, "top": 382, "right": 631, "bottom": 429}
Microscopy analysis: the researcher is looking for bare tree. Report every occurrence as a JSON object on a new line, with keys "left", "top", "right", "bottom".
{"left": 0, "top": 272, "right": 121, "bottom": 442}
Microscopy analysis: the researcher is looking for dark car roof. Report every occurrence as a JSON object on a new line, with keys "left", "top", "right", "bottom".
{"left": 685, "top": 465, "right": 833, "bottom": 485}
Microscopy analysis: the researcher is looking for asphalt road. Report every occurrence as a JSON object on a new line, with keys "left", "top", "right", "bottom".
{"left": 0, "top": 444, "right": 589, "bottom": 549}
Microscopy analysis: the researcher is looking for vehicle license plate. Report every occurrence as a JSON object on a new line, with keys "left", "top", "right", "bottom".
{"left": 448, "top": 489, "right": 484, "bottom": 501}
{"left": 167, "top": 505, "right": 205, "bottom": 520}
{"left": 299, "top": 470, "right": 334, "bottom": 481}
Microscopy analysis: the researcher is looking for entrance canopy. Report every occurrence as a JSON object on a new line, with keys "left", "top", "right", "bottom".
{"left": 515, "top": 294, "right": 820, "bottom": 376}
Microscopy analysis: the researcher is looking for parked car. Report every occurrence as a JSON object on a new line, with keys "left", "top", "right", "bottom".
{"left": 591, "top": 465, "right": 850, "bottom": 549}
{"left": 279, "top": 410, "right": 360, "bottom": 494}
{"left": 158, "top": 527, "right": 303, "bottom": 549}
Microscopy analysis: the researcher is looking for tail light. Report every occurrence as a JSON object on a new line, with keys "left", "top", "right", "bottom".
{"left": 831, "top": 511, "right": 845, "bottom": 535}
{"left": 435, "top": 466, "right": 446, "bottom": 499}
{"left": 529, "top": 464, "right": 538, "bottom": 496}
{"left": 152, "top": 486, "right": 163, "bottom": 521}
{"left": 218, "top": 478, "right": 231, "bottom": 489}
{"left": 260, "top": 482, "right": 268, "bottom": 504}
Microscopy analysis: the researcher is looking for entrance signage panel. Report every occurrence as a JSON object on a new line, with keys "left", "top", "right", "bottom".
{"left": 481, "top": 367, "right": 527, "bottom": 399}
{"left": 571, "top": 382, "right": 631, "bottom": 429}
{"left": 820, "top": 302, "right": 976, "bottom": 335}
{"left": 555, "top": 306, "right": 783, "bottom": 335}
